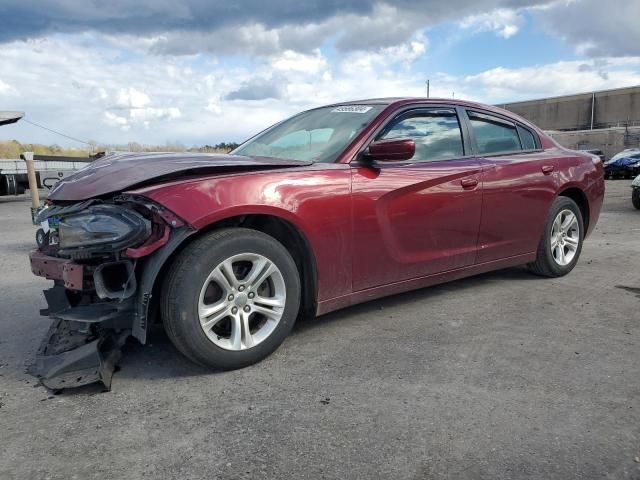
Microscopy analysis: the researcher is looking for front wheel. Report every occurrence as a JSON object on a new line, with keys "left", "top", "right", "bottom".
{"left": 528, "top": 196, "right": 584, "bottom": 277}
{"left": 161, "top": 228, "right": 301, "bottom": 370}
{"left": 35, "top": 228, "right": 47, "bottom": 248}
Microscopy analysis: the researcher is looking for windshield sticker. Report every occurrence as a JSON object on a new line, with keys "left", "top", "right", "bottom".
{"left": 331, "top": 105, "right": 373, "bottom": 113}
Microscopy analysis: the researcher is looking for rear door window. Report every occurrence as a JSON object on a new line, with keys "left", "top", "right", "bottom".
{"left": 467, "top": 111, "right": 522, "bottom": 155}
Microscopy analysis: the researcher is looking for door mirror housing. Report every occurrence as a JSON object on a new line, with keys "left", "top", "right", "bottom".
{"left": 366, "top": 138, "right": 415, "bottom": 162}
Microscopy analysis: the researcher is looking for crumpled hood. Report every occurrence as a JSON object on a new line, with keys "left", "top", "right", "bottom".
{"left": 48, "top": 152, "right": 312, "bottom": 201}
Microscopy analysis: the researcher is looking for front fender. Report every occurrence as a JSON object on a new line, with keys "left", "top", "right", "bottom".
{"left": 128, "top": 167, "right": 353, "bottom": 306}
{"left": 133, "top": 226, "right": 195, "bottom": 343}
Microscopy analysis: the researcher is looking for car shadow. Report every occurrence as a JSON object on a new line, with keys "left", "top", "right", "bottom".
{"left": 293, "top": 265, "right": 540, "bottom": 334}
{"left": 48, "top": 328, "right": 211, "bottom": 397}
{"left": 105, "top": 265, "right": 542, "bottom": 387}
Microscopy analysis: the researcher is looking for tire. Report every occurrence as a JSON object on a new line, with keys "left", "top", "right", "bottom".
{"left": 35, "top": 228, "right": 47, "bottom": 248}
{"left": 161, "top": 228, "right": 301, "bottom": 370}
{"left": 632, "top": 189, "right": 640, "bottom": 210}
{"left": 527, "top": 196, "right": 584, "bottom": 277}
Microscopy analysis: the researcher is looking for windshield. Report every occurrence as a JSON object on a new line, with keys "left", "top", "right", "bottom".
{"left": 232, "top": 105, "right": 384, "bottom": 163}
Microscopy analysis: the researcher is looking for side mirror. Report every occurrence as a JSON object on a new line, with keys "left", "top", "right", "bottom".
{"left": 365, "top": 138, "right": 415, "bottom": 162}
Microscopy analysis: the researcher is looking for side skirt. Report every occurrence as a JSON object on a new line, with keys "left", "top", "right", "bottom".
{"left": 316, "top": 252, "right": 536, "bottom": 315}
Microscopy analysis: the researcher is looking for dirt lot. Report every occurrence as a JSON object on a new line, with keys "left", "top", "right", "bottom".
{"left": 1, "top": 181, "right": 639, "bottom": 479}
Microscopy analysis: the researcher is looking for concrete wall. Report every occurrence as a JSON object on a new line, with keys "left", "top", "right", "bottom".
{"left": 548, "top": 126, "right": 640, "bottom": 159}
{"left": 501, "top": 86, "right": 640, "bottom": 131}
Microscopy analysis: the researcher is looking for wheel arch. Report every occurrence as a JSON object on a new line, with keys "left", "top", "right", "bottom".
{"left": 557, "top": 186, "right": 590, "bottom": 233}
{"left": 150, "top": 212, "right": 318, "bottom": 325}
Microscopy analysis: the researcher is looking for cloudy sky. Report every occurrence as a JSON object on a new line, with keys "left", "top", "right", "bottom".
{"left": 1, "top": 0, "right": 639, "bottom": 148}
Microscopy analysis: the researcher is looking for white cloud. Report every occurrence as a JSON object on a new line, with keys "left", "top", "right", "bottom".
{"left": 383, "top": 37, "right": 428, "bottom": 65}
{"left": 2, "top": 33, "right": 640, "bottom": 149}
{"left": 271, "top": 49, "right": 327, "bottom": 75}
{"left": 460, "top": 8, "right": 524, "bottom": 39}
{"left": 104, "top": 87, "right": 183, "bottom": 130}
{"left": 116, "top": 87, "right": 151, "bottom": 108}
{"left": 337, "top": 35, "right": 428, "bottom": 74}
{"left": 0, "top": 0, "right": 557, "bottom": 57}
{"left": 462, "top": 58, "right": 640, "bottom": 102}
{"left": 0, "top": 79, "right": 16, "bottom": 95}
{"left": 129, "top": 106, "right": 181, "bottom": 121}
{"left": 534, "top": 0, "right": 640, "bottom": 57}
{"left": 104, "top": 111, "right": 130, "bottom": 131}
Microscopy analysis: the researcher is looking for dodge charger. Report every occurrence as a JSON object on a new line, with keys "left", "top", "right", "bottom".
{"left": 29, "top": 98, "right": 605, "bottom": 389}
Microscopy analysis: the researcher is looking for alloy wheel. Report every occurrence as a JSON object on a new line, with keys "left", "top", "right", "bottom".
{"left": 197, "top": 253, "right": 286, "bottom": 350}
{"left": 550, "top": 209, "right": 580, "bottom": 266}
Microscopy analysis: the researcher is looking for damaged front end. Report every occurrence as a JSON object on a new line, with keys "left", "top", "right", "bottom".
{"left": 29, "top": 196, "right": 192, "bottom": 390}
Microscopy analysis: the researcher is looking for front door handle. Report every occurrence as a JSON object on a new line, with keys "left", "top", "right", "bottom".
{"left": 541, "top": 165, "right": 555, "bottom": 175}
{"left": 460, "top": 178, "right": 479, "bottom": 189}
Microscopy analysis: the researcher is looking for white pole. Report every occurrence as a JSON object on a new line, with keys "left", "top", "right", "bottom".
{"left": 22, "top": 151, "right": 40, "bottom": 209}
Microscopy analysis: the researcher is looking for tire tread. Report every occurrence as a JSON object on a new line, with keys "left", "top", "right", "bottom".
{"left": 632, "top": 189, "right": 640, "bottom": 210}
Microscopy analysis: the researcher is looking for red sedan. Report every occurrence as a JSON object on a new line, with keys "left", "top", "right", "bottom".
{"left": 30, "top": 98, "right": 604, "bottom": 389}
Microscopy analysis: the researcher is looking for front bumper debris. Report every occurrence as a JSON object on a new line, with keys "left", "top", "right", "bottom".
{"left": 28, "top": 197, "right": 194, "bottom": 391}
{"left": 29, "top": 282, "right": 135, "bottom": 390}
{"left": 30, "top": 319, "right": 129, "bottom": 390}
{"left": 30, "top": 250, "right": 84, "bottom": 291}
{"left": 28, "top": 200, "right": 142, "bottom": 390}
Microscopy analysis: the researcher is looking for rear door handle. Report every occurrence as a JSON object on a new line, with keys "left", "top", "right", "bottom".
{"left": 541, "top": 165, "right": 555, "bottom": 175}
{"left": 460, "top": 178, "right": 479, "bottom": 189}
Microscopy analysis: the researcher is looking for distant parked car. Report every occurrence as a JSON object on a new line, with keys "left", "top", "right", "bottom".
{"left": 579, "top": 148, "right": 606, "bottom": 163}
{"left": 632, "top": 175, "right": 640, "bottom": 209}
{"left": 604, "top": 149, "right": 640, "bottom": 179}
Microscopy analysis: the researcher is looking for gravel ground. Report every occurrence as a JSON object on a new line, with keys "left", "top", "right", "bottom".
{"left": 1, "top": 180, "right": 639, "bottom": 480}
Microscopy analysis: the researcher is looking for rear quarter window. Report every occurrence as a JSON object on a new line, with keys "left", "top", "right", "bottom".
{"left": 468, "top": 111, "right": 522, "bottom": 155}
{"left": 517, "top": 125, "right": 538, "bottom": 150}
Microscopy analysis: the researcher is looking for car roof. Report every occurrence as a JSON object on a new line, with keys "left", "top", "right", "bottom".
{"left": 327, "top": 97, "right": 497, "bottom": 108}
{"left": 326, "top": 97, "right": 525, "bottom": 116}
{"left": 322, "top": 97, "right": 539, "bottom": 130}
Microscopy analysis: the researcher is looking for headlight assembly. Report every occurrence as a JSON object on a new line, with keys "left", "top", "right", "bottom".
{"left": 59, "top": 205, "right": 151, "bottom": 253}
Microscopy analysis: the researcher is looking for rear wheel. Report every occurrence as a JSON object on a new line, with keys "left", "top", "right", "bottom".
{"left": 528, "top": 196, "right": 584, "bottom": 277}
{"left": 161, "top": 228, "right": 301, "bottom": 370}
